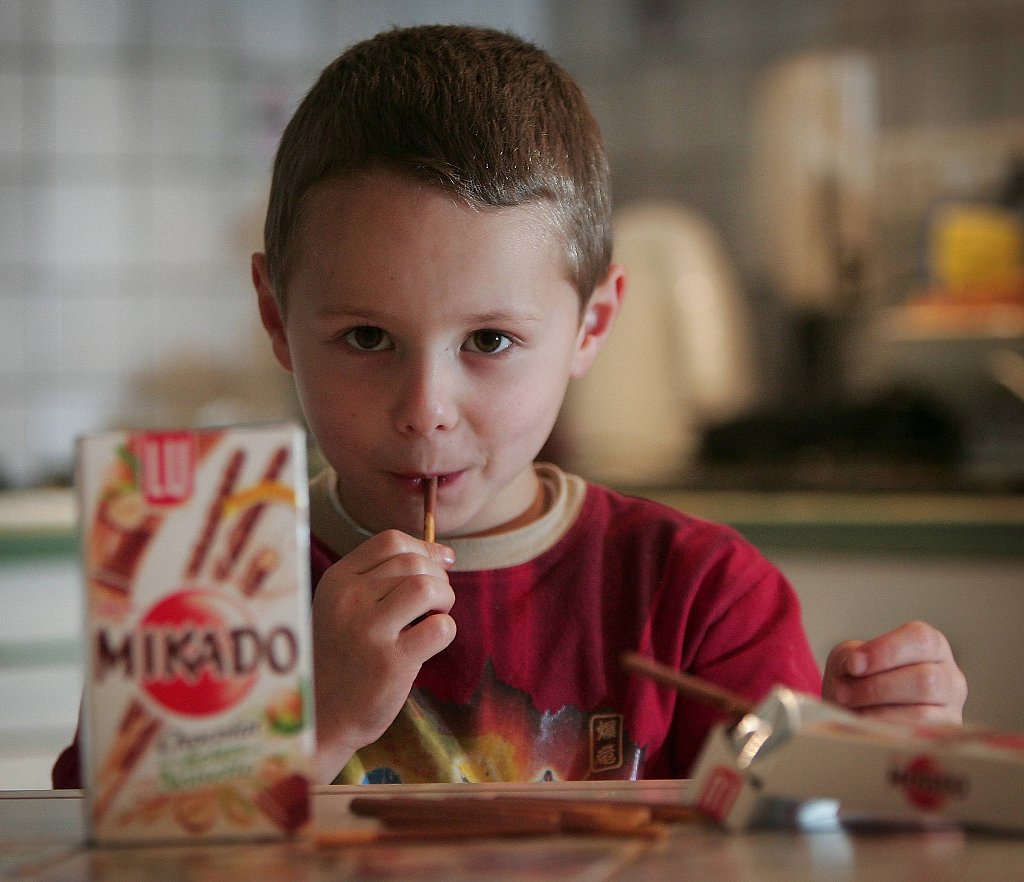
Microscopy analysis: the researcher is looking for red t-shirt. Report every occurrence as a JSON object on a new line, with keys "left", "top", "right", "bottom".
{"left": 321, "top": 481, "right": 821, "bottom": 784}
{"left": 52, "top": 478, "right": 821, "bottom": 788}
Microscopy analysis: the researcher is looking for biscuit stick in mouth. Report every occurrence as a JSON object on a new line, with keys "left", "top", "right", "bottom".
{"left": 422, "top": 476, "right": 438, "bottom": 543}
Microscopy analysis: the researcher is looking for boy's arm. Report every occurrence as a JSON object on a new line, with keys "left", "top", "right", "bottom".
{"left": 52, "top": 721, "right": 82, "bottom": 789}
{"left": 662, "top": 559, "right": 823, "bottom": 776}
{"left": 310, "top": 530, "right": 457, "bottom": 783}
{"left": 822, "top": 620, "right": 968, "bottom": 724}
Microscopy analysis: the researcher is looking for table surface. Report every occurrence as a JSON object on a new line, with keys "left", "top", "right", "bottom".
{"left": 3, "top": 782, "right": 1023, "bottom": 881}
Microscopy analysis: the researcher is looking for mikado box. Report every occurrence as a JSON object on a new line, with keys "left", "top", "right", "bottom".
{"left": 77, "top": 424, "right": 316, "bottom": 844}
{"left": 690, "top": 687, "right": 1024, "bottom": 834}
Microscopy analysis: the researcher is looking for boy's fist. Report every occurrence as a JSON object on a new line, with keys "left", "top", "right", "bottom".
{"left": 822, "top": 620, "right": 968, "bottom": 725}
{"left": 310, "top": 530, "right": 457, "bottom": 782}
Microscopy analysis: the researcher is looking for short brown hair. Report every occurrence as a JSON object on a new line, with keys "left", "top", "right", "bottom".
{"left": 262, "top": 24, "right": 612, "bottom": 309}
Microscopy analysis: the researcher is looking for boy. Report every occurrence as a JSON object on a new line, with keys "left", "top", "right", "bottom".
{"left": 53, "top": 25, "right": 966, "bottom": 789}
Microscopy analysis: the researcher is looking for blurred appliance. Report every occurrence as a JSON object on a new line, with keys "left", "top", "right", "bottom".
{"left": 875, "top": 128, "right": 1024, "bottom": 486}
{"left": 749, "top": 51, "right": 879, "bottom": 401}
{"left": 557, "top": 202, "right": 755, "bottom": 485}
{"left": 698, "top": 53, "right": 969, "bottom": 488}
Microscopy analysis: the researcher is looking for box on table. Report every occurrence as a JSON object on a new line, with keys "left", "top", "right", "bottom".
{"left": 77, "top": 424, "right": 316, "bottom": 844}
{"left": 690, "top": 687, "right": 1024, "bottom": 834}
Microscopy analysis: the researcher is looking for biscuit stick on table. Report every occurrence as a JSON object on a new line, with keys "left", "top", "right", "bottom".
{"left": 422, "top": 476, "right": 438, "bottom": 543}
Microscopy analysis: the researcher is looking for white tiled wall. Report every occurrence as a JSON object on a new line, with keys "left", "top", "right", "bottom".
{"left": 551, "top": 0, "right": 1024, "bottom": 301}
{"left": 0, "top": 0, "right": 549, "bottom": 488}
{"left": 4, "top": 0, "right": 1024, "bottom": 488}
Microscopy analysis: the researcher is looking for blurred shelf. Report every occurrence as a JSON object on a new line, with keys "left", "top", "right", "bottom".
{"left": 884, "top": 303, "right": 1024, "bottom": 341}
{"left": 0, "top": 489, "right": 75, "bottom": 532}
{"left": 0, "top": 490, "right": 77, "bottom": 561}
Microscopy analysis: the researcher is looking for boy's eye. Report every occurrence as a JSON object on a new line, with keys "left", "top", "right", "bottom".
{"left": 343, "top": 326, "right": 392, "bottom": 351}
{"left": 464, "top": 330, "right": 513, "bottom": 355}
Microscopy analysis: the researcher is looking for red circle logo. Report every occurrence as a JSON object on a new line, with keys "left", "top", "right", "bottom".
{"left": 140, "top": 589, "right": 257, "bottom": 716}
{"left": 900, "top": 755, "right": 949, "bottom": 811}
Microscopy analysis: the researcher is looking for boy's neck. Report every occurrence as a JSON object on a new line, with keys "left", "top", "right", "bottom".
{"left": 458, "top": 477, "right": 550, "bottom": 539}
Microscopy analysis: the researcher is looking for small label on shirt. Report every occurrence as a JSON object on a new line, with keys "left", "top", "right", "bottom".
{"left": 589, "top": 712, "right": 624, "bottom": 773}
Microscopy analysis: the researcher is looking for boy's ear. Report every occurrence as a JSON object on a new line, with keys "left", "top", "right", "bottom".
{"left": 252, "top": 252, "right": 294, "bottom": 373}
{"left": 569, "top": 263, "right": 626, "bottom": 379}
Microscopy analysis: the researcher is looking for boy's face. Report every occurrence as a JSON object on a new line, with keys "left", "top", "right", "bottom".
{"left": 255, "top": 170, "right": 621, "bottom": 538}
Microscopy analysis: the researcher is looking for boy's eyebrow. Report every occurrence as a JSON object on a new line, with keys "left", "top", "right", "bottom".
{"left": 315, "top": 306, "right": 547, "bottom": 325}
{"left": 463, "top": 309, "right": 547, "bottom": 326}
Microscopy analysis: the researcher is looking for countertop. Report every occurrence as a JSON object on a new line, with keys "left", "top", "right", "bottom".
{"left": 4, "top": 784, "right": 1024, "bottom": 881}
{"left": 2, "top": 487, "right": 1023, "bottom": 559}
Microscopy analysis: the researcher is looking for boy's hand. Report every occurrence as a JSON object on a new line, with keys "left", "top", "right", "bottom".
{"left": 310, "top": 530, "right": 457, "bottom": 782}
{"left": 822, "top": 621, "right": 967, "bottom": 725}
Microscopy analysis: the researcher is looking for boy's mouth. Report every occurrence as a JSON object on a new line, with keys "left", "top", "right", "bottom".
{"left": 393, "top": 471, "right": 461, "bottom": 492}
{"left": 415, "top": 471, "right": 457, "bottom": 483}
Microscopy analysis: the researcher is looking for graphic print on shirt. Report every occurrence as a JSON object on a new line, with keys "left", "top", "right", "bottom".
{"left": 336, "top": 660, "right": 644, "bottom": 784}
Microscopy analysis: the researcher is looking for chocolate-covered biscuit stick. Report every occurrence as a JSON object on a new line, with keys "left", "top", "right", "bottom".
{"left": 93, "top": 698, "right": 163, "bottom": 822}
{"left": 238, "top": 548, "right": 279, "bottom": 597}
{"left": 213, "top": 446, "right": 290, "bottom": 580}
{"left": 185, "top": 448, "right": 246, "bottom": 580}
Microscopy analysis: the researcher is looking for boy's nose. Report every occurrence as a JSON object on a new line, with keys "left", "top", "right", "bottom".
{"left": 392, "top": 359, "right": 458, "bottom": 437}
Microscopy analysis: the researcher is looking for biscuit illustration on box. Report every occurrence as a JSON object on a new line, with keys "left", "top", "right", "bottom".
{"left": 85, "top": 433, "right": 223, "bottom": 618}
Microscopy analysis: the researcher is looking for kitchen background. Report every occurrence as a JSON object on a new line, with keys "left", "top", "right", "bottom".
{"left": 2, "top": 0, "right": 1024, "bottom": 490}
{"left": 1, "top": 0, "right": 1023, "bottom": 788}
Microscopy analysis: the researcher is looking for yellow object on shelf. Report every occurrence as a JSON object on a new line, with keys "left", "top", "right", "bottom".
{"left": 929, "top": 202, "right": 1024, "bottom": 295}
